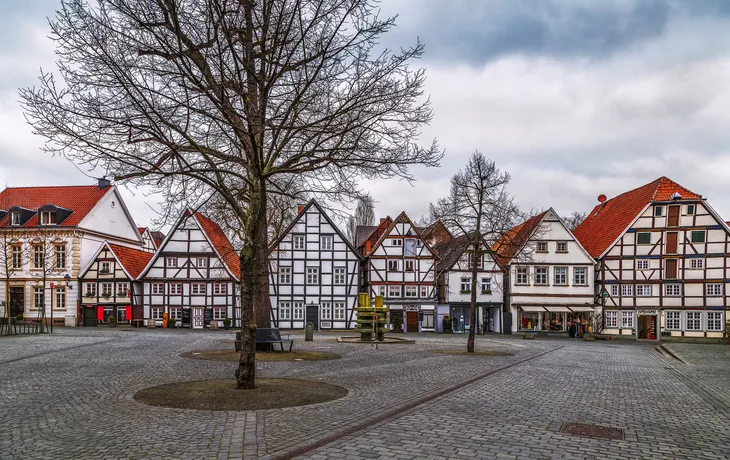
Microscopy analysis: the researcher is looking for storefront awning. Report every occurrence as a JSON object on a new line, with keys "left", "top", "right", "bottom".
{"left": 569, "top": 306, "right": 597, "bottom": 312}
{"left": 544, "top": 306, "right": 571, "bottom": 312}
{"left": 520, "top": 306, "right": 545, "bottom": 312}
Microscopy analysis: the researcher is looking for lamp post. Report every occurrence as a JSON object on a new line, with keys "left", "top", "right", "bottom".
{"left": 50, "top": 281, "right": 55, "bottom": 333}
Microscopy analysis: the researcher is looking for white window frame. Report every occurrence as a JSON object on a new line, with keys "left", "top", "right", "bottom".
{"left": 191, "top": 283, "right": 206, "bottom": 294}
{"left": 40, "top": 211, "right": 57, "bottom": 225}
{"left": 481, "top": 277, "right": 492, "bottom": 293}
{"left": 605, "top": 311, "right": 617, "bottom": 328}
{"left": 101, "top": 282, "right": 113, "bottom": 298}
{"left": 10, "top": 212, "right": 21, "bottom": 226}
{"left": 654, "top": 206, "right": 664, "bottom": 217}
{"left": 321, "top": 302, "right": 332, "bottom": 320}
{"left": 55, "top": 245, "right": 66, "bottom": 269}
{"left": 685, "top": 311, "right": 702, "bottom": 331}
{"left": 169, "top": 283, "right": 183, "bottom": 295}
{"left": 405, "top": 260, "right": 415, "bottom": 272}
{"left": 196, "top": 257, "right": 208, "bottom": 268}
{"left": 554, "top": 267, "right": 567, "bottom": 286}
{"left": 165, "top": 257, "right": 177, "bottom": 268}
{"left": 306, "top": 267, "right": 319, "bottom": 285}
{"left": 621, "top": 311, "right": 634, "bottom": 328}
{"left": 556, "top": 241, "right": 568, "bottom": 253}
{"left": 213, "top": 283, "right": 226, "bottom": 295}
{"left": 151, "top": 283, "right": 164, "bottom": 295}
{"left": 54, "top": 287, "right": 66, "bottom": 310}
{"left": 707, "top": 312, "right": 724, "bottom": 332}
{"left": 534, "top": 267, "right": 548, "bottom": 286}
{"left": 151, "top": 307, "right": 164, "bottom": 320}
{"left": 621, "top": 284, "right": 633, "bottom": 297}
{"left": 116, "top": 282, "right": 129, "bottom": 297}
{"left": 706, "top": 283, "right": 723, "bottom": 297}
{"left": 84, "top": 283, "right": 97, "bottom": 297}
{"left": 636, "top": 260, "right": 649, "bottom": 270}
{"left": 665, "top": 284, "right": 681, "bottom": 297}
{"left": 293, "top": 235, "right": 305, "bottom": 250}
{"left": 686, "top": 204, "right": 696, "bottom": 215}
{"left": 388, "top": 285, "right": 401, "bottom": 298}
{"left": 536, "top": 241, "right": 547, "bottom": 252}
{"left": 515, "top": 266, "right": 529, "bottom": 285}
{"left": 460, "top": 277, "right": 471, "bottom": 292}
{"left": 99, "top": 261, "right": 111, "bottom": 273}
{"left": 388, "top": 260, "right": 400, "bottom": 272}
{"left": 405, "top": 286, "right": 417, "bottom": 297}
{"left": 333, "top": 302, "right": 346, "bottom": 320}
{"left": 333, "top": 267, "right": 346, "bottom": 285}
{"left": 293, "top": 302, "right": 304, "bottom": 320}
{"left": 689, "top": 259, "right": 704, "bottom": 269}
{"left": 279, "top": 301, "right": 291, "bottom": 320}
{"left": 378, "top": 285, "right": 386, "bottom": 297}
{"left": 11, "top": 246, "right": 22, "bottom": 269}
{"left": 213, "top": 307, "right": 227, "bottom": 320}
{"left": 391, "top": 239, "right": 402, "bottom": 246}
{"left": 636, "top": 285, "right": 651, "bottom": 297}
{"left": 665, "top": 311, "right": 681, "bottom": 330}
{"left": 573, "top": 267, "right": 587, "bottom": 286}
{"left": 168, "top": 308, "right": 182, "bottom": 320}
{"left": 420, "top": 285, "right": 428, "bottom": 298}
{"left": 33, "top": 246, "right": 44, "bottom": 270}
{"left": 279, "top": 266, "right": 291, "bottom": 284}
{"left": 33, "top": 287, "right": 44, "bottom": 309}
{"left": 320, "top": 236, "right": 333, "bottom": 250}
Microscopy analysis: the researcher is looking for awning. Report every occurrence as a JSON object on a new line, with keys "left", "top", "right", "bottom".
{"left": 520, "top": 306, "right": 545, "bottom": 312}
{"left": 544, "top": 306, "right": 571, "bottom": 312}
{"left": 569, "top": 306, "right": 597, "bottom": 312}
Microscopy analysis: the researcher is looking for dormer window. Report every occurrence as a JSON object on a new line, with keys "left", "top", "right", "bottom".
{"left": 11, "top": 212, "right": 21, "bottom": 226}
{"left": 40, "top": 211, "right": 57, "bottom": 225}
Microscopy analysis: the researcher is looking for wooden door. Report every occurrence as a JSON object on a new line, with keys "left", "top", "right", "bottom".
{"left": 192, "top": 307, "right": 204, "bottom": 329}
{"left": 666, "top": 232, "right": 678, "bottom": 254}
{"left": 83, "top": 305, "right": 97, "bottom": 327}
{"left": 9, "top": 287, "right": 24, "bottom": 317}
{"left": 667, "top": 206, "right": 680, "bottom": 227}
{"left": 665, "top": 259, "right": 678, "bottom": 279}
{"left": 406, "top": 311, "right": 419, "bottom": 332}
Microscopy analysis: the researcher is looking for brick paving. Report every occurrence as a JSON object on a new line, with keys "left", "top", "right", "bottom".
{"left": 0, "top": 329, "right": 729, "bottom": 459}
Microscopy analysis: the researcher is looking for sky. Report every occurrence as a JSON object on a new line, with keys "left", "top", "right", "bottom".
{"left": 2, "top": 0, "right": 730, "bottom": 230}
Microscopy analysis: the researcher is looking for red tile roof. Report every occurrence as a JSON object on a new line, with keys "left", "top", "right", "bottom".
{"left": 108, "top": 243, "right": 155, "bottom": 279}
{"left": 137, "top": 227, "right": 147, "bottom": 235}
{"left": 193, "top": 211, "right": 240, "bottom": 278}
{"left": 359, "top": 217, "right": 392, "bottom": 256}
{"left": 0, "top": 185, "right": 111, "bottom": 227}
{"left": 492, "top": 211, "right": 548, "bottom": 265}
{"left": 573, "top": 177, "right": 702, "bottom": 258}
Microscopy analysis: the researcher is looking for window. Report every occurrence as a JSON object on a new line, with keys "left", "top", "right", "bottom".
{"left": 573, "top": 267, "right": 587, "bottom": 285}
{"left": 100, "top": 261, "right": 111, "bottom": 273}
{"left": 293, "top": 302, "right": 304, "bottom": 320}
{"left": 151, "top": 283, "right": 164, "bottom": 295}
{"left": 388, "top": 260, "right": 400, "bottom": 272}
{"left": 685, "top": 312, "right": 702, "bottom": 331}
{"left": 11, "top": 246, "right": 22, "bottom": 269}
{"left": 196, "top": 257, "right": 208, "bottom": 268}
{"left": 481, "top": 277, "right": 492, "bottom": 293}
{"left": 33, "top": 287, "right": 43, "bottom": 309}
{"left": 637, "top": 233, "right": 651, "bottom": 245}
{"left": 169, "top": 283, "right": 183, "bottom": 295}
{"left": 151, "top": 307, "right": 164, "bottom": 320}
{"left": 388, "top": 285, "right": 401, "bottom": 298}
{"left": 279, "top": 302, "right": 291, "bottom": 320}
{"left": 405, "top": 286, "right": 417, "bottom": 297}
{"left": 334, "top": 302, "right": 346, "bottom": 320}
{"left": 621, "top": 284, "right": 633, "bottom": 297}
{"left": 605, "top": 311, "right": 617, "bottom": 328}
{"left": 654, "top": 206, "right": 663, "bottom": 217}
{"left": 666, "top": 311, "right": 681, "bottom": 330}
{"left": 460, "top": 277, "right": 471, "bottom": 292}
{"left": 535, "top": 267, "right": 548, "bottom": 285}
{"left": 116, "top": 282, "right": 129, "bottom": 296}
{"left": 33, "top": 246, "right": 44, "bottom": 269}
{"left": 213, "top": 283, "right": 226, "bottom": 295}
{"left": 554, "top": 267, "right": 567, "bottom": 286}
{"left": 293, "top": 235, "right": 305, "bottom": 250}
{"left": 321, "top": 302, "right": 332, "bottom": 320}
{"left": 691, "top": 231, "right": 705, "bottom": 243}
{"left": 536, "top": 241, "right": 547, "bottom": 252}
{"left": 707, "top": 312, "right": 724, "bottom": 331}
{"left": 213, "top": 307, "right": 226, "bottom": 320}
{"left": 686, "top": 204, "right": 695, "bottom": 215}
{"left": 378, "top": 285, "right": 386, "bottom": 297}
{"left": 556, "top": 241, "right": 568, "bottom": 252}
{"left": 168, "top": 308, "right": 181, "bottom": 320}
{"left": 306, "top": 267, "right": 319, "bottom": 284}
{"left": 391, "top": 239, "right": 402, "bottom": 246}
{"left": 689, "top": 259, "right": 704, "bottom": 269}
{"left": 279, "top": 267, "right": 291, "bottom": 284}
{"left": 636, "top": 285, "right": 651, "bottom": 296}
{"left": 54, "top": 245, "right": 66, "bottom": 269}
{"left": 706, "top": 283, "right": 723, "bottom": 296}
{"left": 40, "top": 211, "right": 57, "bottom": 225}
{"left": 610, "top": 285, "right": 619, "bottom": 297}
{"left": 420, "top": 286, "right": 428, "bottom": 298}
{"left": 515, "top": 267, "right": 529, "bottom": 285}
{"left": 10, "top": 212, "right": 21, "bottom": 226}
{"left": 665, "top": 284, "right": 681, "bottom": 297}
{"left": 54, "top": 287, "right": 66, "bottom": 309}
{"left": 320, "top": 236, "right": 333, "bottom": 250}
{"left": 637, "top": 260, "right": 649, "bottom": 270}
{"left": 84, "top": 283, "right": 97, "bottom": 297}
{"left": 191, "top": 283, "right": 206, "bottom": 294}
{"left": 621, "top": 311, "right": 634, "bottom": 328}
{"left": 165, "top": 257, "right": 177, "bottom": 268}
{"left": 101, "top": 283, "right": 113, "bottom": 297}
{"left": 405, "top": 260, "right": 415, "bottom": 272}
{"left": 334, "top": 267, "right": 346, "bottom": 285}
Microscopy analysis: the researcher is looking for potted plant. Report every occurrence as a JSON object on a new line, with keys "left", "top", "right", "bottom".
{"left": 481, "top": 289, "right": 492, "bottom": 295}
{"left": 13, "top": 314, "right": 24, "bottom": 324}
{"left": 168, "top": 317, "right": 177, "bottom": 328}
{"left": 108, "top": 314, "right": 117, "bottom": 327}
{"left": 223, "top": 318, "right": 232, "bottom": 330}
{"left": 391, "top": 315, "right": 403, "bottom": 333}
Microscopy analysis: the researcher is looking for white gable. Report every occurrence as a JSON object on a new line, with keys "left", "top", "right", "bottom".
{"left": 78, "top": 188, "right": 141, "bottom": 243}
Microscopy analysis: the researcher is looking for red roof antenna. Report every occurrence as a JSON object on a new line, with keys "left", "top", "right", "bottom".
{"left": 597, "top": 194, "right": 607, "bottom": 203}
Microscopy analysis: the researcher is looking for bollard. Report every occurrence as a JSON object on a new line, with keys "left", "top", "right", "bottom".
{"left": 305, "top": 322, "right": 314, "bottom": 341}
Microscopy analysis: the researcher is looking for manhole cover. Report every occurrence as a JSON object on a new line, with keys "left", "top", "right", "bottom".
{"left": 560, "top": 422, "right": 624, "bottom": 440}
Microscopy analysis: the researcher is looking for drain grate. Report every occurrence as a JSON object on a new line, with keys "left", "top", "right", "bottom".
{"left": 560, "top": 422, "right": 625, "bottom": 440}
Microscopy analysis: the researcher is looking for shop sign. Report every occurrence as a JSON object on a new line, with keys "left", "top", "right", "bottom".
{"left": 636, "top": 309, "right": 658, "bottom": 316}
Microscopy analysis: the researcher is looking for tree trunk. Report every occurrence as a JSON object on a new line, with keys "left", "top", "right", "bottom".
{"left": 467, "top": 242, "right": 479, "bottom": 353}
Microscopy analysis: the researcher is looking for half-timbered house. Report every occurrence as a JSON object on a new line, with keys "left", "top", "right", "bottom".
{"left": 139, "top": 210, "right": 240, "bottom": 328}
{"left": 358, "top": 212, "right": 438, "bottom": 332}
{"left": 574, "top": 177, "right": 730, "bottom": 340}
{"left": 78, "top": 242, "right": 153, "bottom": 326}
{"left": 268, "top": 200, "right": 362, "bottom": 329}
{"left": 494, "top": 209, "right": 598, "bottom": 335}
{"left": 434, "top": 234, "right": 505, "bottom": 333}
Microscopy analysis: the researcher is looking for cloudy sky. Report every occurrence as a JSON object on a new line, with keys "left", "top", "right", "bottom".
{"left": 2, "top": 0, "right": 730, "bottom": 230}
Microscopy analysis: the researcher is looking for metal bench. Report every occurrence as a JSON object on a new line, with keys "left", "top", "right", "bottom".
{"left": 234, "top": 328, "right": 294, "bottom": 352}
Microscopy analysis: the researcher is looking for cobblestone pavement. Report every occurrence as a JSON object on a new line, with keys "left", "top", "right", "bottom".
{"left": 1, "top": 329, "right": 729, "bottom": 459}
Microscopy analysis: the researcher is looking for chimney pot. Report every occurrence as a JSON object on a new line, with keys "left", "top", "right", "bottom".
{"left": 98, "top": 178, "right": 111, "bottom": 189}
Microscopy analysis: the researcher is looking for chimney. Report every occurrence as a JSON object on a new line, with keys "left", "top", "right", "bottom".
{"left": 365, "top": 240, "right": 372, "bottom": 254}
{"left": 98, "top": 178, "right": 111, "bottom": 189}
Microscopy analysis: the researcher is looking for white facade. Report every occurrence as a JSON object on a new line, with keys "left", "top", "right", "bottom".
{"left": 268, "top": 200, "right": 362, "bottom": 329}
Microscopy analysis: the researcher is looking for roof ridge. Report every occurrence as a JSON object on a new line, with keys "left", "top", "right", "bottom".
{"left": 2, "top": 185, "right": 108, "bottom": 190}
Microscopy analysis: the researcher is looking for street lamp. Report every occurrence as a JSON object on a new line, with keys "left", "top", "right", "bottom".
{"left": 63, "top": 273, "right": 73, "bottom": 289}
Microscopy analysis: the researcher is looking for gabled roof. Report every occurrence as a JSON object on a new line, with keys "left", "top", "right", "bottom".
{"left": 433, "top": 232, "right": 503, "bottom": 275}
{"left": 573, "top": 177, "right": 703, "bottom": 259}
{"left": 357, "top": 217, "right": 392, "bottom": 256}
{"left": 0, "top": 185, "right": 112, "bottom": 227}
{"left": 420, "top": 220, "right": 453, "bottom": 247}
{"left": 79, "top": 241, "right": 154, "bottom": 280}
{"left": 193, "top": 212, "right": 241, "bottom": 277}
{"left": 492, "top": 211, "right": 548, "bottom": 265}
{"left": 365, "top": 211, "right": 438, "bottom": 258}
{"left": 355, "top": 225, "right": 377, "bottom": 247}
{"left": 270, "top": 199, "right": 363, "bottom": 260}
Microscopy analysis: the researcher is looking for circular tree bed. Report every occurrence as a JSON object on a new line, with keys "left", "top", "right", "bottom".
{"left": 433, "top": 350, "right": 513, "bottom": 357}
{"left": 180, "top": 350, "right": 341, "bottom": 362}
{"left": 134, "top": 378, "right": 347, "bottom": 411}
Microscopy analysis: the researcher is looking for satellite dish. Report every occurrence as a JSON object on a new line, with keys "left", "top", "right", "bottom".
{"left": 671, "top": 192, "right": 682, "bottom": 200}
{"left": 598, "top": 194, "right": 607, "bottom": 203}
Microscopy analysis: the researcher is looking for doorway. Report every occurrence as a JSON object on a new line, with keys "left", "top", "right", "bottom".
{"left": 9, "top": 287, "right": 24, "bottom": 317}
{"left": 192, "top": 307, "right": 204, "bottom": 329}
{"left": 406, "top": 311, "right": 419, "bottom": 332}
{"left": 83, "top": 305, "right": 97, "bottom": 326}
{"left": 305, "top": 305, "right": 319, "bottom": 329}
{"left": 637, "top": 314, "right": 657, "bottom": 340}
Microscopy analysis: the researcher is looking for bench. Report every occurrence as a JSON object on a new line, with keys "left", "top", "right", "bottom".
{"left": 234, "top": 328, "right": 294, "bottom": 352}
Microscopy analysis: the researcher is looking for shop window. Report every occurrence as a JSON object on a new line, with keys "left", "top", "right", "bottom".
{"left": 519, "top": 311, "right": 540, "bottom": 331}
{"left": 421, "top": 310, "right": 434, "bottom": 329}
{"left": 665, "top": 311, "right": 681, "bottom": 330}
{"left": 605, "top": 311, "right": 617, "bottom": 328}
{"left": 685, "top": 312, "right": 702, "bottom": 331}
{"left": 543, "top": 312, "right": 565, "bottom": 331}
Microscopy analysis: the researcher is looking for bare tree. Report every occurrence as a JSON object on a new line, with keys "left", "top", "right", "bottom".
{"left": 0, "top": 230, "right": 29, "bottom": 334}
{"left": 562, "top": 211, "right": 588, "bottom": 232}
{"left": 27, "top": 233, "right": 69, "bottom": 333}
{"left": 346, "top": 195, "right": 375, "bottom": 243}
{"left": 430, "top": 151, "right": 521, "bottom": 352}
{"left": 21, "top": 0, "right": 441, "bottom": 389}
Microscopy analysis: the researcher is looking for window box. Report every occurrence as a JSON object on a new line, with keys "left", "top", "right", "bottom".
{"left": 459, "top": 290, "right": 471, "bottom": 294}
{"left": 481, "top": 290, "right": 492, "bottom": 295}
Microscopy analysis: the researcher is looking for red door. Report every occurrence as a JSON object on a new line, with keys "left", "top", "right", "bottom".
{"left": 666, "top": 232, "right": 678, "bottom": 254}
{"left": 667, "top": 206, "right": 680, "bottom": 227}
{"left": 665, "top": 259, "right": 678, "bottom": 279}
{"left": 406, "top": 311, "right": 418, "bottom": 332}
